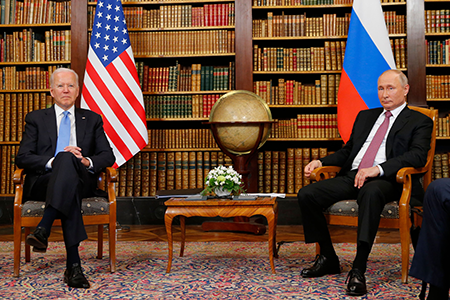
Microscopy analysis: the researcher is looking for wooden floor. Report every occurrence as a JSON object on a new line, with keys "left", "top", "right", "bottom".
{"left": 0, "top": 224, "right": 400, "bottom": 244}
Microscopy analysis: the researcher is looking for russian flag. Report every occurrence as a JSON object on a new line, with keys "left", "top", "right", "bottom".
{"left": 337, "top": 0, "right": 396, "bottom": 143}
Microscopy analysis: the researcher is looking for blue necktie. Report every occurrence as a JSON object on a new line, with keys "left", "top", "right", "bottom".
{"left": 55, "top": 111, "right": 70, "bottom": 155}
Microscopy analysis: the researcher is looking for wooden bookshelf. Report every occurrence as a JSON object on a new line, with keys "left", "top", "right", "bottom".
{"left": 0, "top": 0, "right": 73, "bottom": 195}
{"left": 0, "top": 0, "right": 437, "bottom": 197}
{"left": 424, "top": 1, "right": 450, "bottom": 173}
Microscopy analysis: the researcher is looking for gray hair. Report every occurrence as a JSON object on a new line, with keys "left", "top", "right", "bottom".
{"left": 50, "top": 68, "right": 79, "bottom": 88}
{"left": 379, "top": 69, "right": 408, "bottom": 87}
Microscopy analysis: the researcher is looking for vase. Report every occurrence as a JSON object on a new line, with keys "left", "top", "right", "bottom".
{"left": 214, "top": 187, "right": 232, "bottom": 197}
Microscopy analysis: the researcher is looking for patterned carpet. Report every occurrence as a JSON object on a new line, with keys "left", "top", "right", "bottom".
{"left": 0, "top": 241, "right": 422, "bottom": 299}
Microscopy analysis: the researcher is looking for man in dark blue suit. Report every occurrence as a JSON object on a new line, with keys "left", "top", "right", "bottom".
{"left": 298, "top": 70, "right": 433, "bottom": 296}
{"left": 410, "top": 179, "right": 450, "bottom": 300}
{"left": 16, "top": 68, "right": 115, "bottom": 288}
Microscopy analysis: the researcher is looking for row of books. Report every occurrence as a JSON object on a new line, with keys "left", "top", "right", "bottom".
{"left": 252, "top": 0, "right": 402, "bottom": 6}
{"left": 252, "top": 13, "right": 351, "bottom": 38}
{"left": 144, "top": 94, "right": 221, "bottom": 119}
{"left": 391, "top": 38, "right": 407, "bottom": 69}
{"left": 0, "top": 29, "right": 71, "bottom": 63}
{"left": 116, "top": 151, "right": 234, "bottom": 197}
{"left": 253, "top": 42, "right": 345, "bottom": 72}
{"left": 252, "top": 38, "right": 405, "bottom": 72}
{"left": 425, "top": 10, "right": 450, "bottom": 33}
{"left": 433, "top": 153, "right": 450, "bottom": 180}
{"left": 269, "top": 114, "right": 340, "bottom": 139}
{"left": 436, "top": 116, "right": 450, "bottom": 138}
{"left": 0, "top": 66, "right": 54, "bottom": 90}
{"left": 0, "top": 0, "right": 70, "bottom": 25}
{"left": 119, "top": 4, "right": 235, "bottom": 29}
{"left": 426, "top": 75, "right": 450, "bottom": 99}
{"left": 114, "top": 147, "right": 334, "bottom": 197}
{"left": 136, "top": 62, "right": 235, "bottom": 93}
{"left": 383, "top": 11, "right": 406, "bottom": 35}
{"left": 0, "top": 92, "right": 51, "bottom": 142}
{"left": 0, "top": 145, "right": 17, "bottom": 195}
{"left": 252, "top": 11, "right": 404, "bottom": 37}
{"left": 128, "top": 30, "right": 235, "bottom": 56}
{"left": 426, "top": 39, "right": 450, "bottom": 65}
{"left": 257, "top": 148, "right": 334, "bottom": 194}
{"left": 254, "top": 74, "right": 341, "bottom": 105}
{"left": 145, "top": 129, "right": 218, "bottom": 150}
{"left": 253, "top": 0, "right": 352, "bottom": 6}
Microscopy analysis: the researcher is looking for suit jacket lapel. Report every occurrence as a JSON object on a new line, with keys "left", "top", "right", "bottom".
{"left": 75, "top": 108, "right": 86, "bottom": 145}
{"left": 386, "top": 106, "right": 410, "bottom": 156}
{"left": 46, "top": 105, "right": 58, "bottom": 153}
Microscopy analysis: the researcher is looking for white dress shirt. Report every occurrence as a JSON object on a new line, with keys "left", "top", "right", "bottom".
{"left": 351, "top": 102, "right": 407, "bottom": 176}
{"left": 46, "top": 105, "right": 93, "bottom": 170}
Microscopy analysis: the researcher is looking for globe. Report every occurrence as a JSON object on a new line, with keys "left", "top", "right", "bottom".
{"left": 209, "top": 90, "right": 273, "bottom": 155}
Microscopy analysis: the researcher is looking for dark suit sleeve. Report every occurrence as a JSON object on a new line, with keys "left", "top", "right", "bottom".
{"left": 16, "top": 111, "right": 54, "bottom": 172}
{"left": 380, "top": 112, "right": 433, "bottom": 178}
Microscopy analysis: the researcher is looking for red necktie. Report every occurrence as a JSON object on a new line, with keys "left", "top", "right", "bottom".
{"left": 358, "top": 111, "right": 392, "bottom": 170}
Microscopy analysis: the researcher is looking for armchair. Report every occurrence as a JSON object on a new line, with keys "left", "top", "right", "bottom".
{"left": 310, "top": 106, "right": 437, "bottom": 283}
{"left": 13, "top": 167, "right": 118, "bottom": 277}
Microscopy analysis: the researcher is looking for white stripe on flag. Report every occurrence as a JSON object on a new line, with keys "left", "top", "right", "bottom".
{"left": 353, "top": 0, "right": 396, "bottom": 68}
{"left": 82, "top": 72, "right": 142, "bottom": 157}
{"left": 87, "top": 47, "right": 148, "bottom": 138}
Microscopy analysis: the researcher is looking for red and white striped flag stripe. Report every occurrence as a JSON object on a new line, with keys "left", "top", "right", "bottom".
{"left": 81, "top": 0, "right": 147, "bottom": 168}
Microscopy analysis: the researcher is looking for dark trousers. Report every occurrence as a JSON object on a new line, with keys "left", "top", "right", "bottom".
{"left": 31, "top": 152, "right": 90, "bottom": 248}
{"left": 298, "top": 171, "right": 401, "bottom": 250}
{"left": 410, "top": 178, "right": 450, "bottom": 290}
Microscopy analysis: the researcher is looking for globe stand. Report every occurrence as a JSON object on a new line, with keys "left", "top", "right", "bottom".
{"left": 202, "top": 121, "right": 273, "bottom": 235}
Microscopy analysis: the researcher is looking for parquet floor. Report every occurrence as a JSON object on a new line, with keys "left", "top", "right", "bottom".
{"left": 0, "top": 224, "right": 400, "bottom": 244}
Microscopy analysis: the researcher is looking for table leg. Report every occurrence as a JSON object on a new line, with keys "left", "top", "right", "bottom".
{"left": 266, "top": 209, "right": 277, "bottom": 274}
{"left": 273, "top": 206, "right": 279, "bottom": 259}
{"left": 180, "top": 216, "right": 186, "bottom": 257}
{"left": 165, "top": 213, "right": 174, "bottom": 273}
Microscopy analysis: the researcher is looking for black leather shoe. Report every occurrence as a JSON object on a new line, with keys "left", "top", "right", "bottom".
{"left": 301, "top": 254, "right": 340, "bottom": 278}
{"left": 346, "top": 268, "right": 367, "bottom": 296}
{"left": 32, "top": 246, "right": 47, "bottom": 253}
{"left": 64, "top": 263, "right": 90, "bottom": 288}
{"left": 26, "top": 227, "right": 48, "bottom": 252}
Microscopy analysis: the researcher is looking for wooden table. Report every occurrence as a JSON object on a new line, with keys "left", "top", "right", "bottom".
{"left": 164, "top": 196, "right": 278, "bottom": 273}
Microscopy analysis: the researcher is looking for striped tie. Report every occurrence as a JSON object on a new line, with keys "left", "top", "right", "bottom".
{"left": 358, "top": 111, "right": 392, "bottom": 170}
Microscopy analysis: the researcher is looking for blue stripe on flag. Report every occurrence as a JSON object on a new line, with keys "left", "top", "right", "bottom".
{"left": 343, "top": 9, "right": 391, "bottom": 109}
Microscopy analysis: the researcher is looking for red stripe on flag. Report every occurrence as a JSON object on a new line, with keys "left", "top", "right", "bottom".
{"left": 82, "top": 82, "right": 133, "bottom": 161}
{"left": 337, "top": 70, "right": 369, "bottom": 143}
{"left": 85, "top": 59, "right": 147, "bottom": 149}
{"left": 121, "top": 50, "right": 141, "bottom": 88}
{"left": 108, "top": 55, "right": 146, "bottom": 125}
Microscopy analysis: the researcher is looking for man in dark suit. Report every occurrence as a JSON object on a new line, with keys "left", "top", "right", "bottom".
{"left": 410, "top": 178, "right": 450, "bottom": 300}
{"left": 16, "top": 68, "right": 115, "bottom": 288}
{"left": 297, "top": 69, "right": 433, "bottom": 296}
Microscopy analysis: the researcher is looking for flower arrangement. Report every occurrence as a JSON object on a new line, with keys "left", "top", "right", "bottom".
{"left": 201, "top": 165, "right": 244, "bottom": 196}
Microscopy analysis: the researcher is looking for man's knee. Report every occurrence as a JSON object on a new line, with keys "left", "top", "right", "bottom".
{"left": 297, "top": 184, "right": 317, "bottom": 207}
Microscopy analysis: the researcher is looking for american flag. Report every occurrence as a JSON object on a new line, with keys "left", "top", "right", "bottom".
{"left": 81, "top": 0, "right": 148, "bottom": 168}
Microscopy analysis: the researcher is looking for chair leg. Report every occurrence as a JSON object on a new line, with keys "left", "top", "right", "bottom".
{"left": 13, "top": 223, "right": 22, "bottom": 277}
{"left": 109, "top": 221, "right": 116, "bottom": 273}
{"left": 97, "top": 225, "right": 103, "bottom": 259}
{"left": 399, "top": 222, "right": 411, "bottom": 284}
{"left": 24, "top": 227, "right": 31, "bottom": 262}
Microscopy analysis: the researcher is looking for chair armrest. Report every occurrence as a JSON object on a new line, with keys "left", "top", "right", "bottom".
{"left": 13, "top": 168, "right": 25, "bottom": 185}
{"left": 310, "top": 166, "right": 341, "bottom": 182}
{"left": 396, "top": 166, "right": 427, "bottom": 185}
{"left": 13, "top": 169, "right": 25, "bottom": 223}
{"left": 105, "top": 167, "right": 118, "bottom": 183}
{"left": 395, "top": 166, "right": 427, "bottom": 209}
